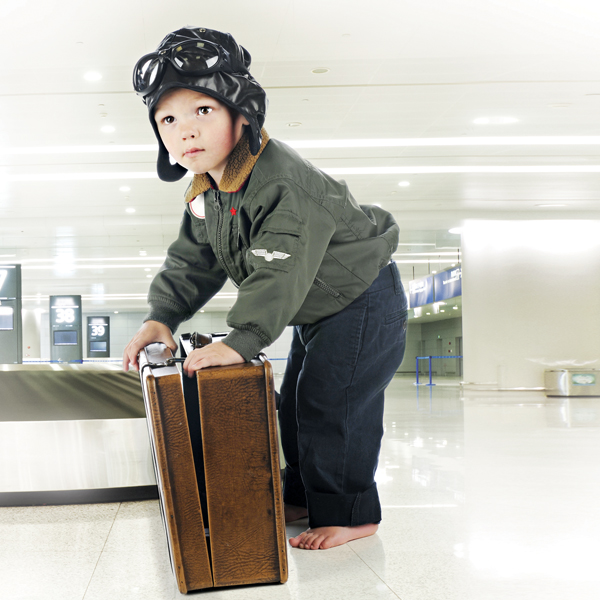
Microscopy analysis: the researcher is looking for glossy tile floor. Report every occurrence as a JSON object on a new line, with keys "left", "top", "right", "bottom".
{"left": 2, "top": 376, "right": 600, "bottom": 600}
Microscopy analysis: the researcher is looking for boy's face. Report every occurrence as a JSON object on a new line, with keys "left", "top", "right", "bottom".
{"left": 154, "top": 88, "right": 249, "bottom": 183}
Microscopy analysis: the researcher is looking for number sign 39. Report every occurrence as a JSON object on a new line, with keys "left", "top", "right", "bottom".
{"left": 91, "top": 325, "right": 105, "bottom": 337}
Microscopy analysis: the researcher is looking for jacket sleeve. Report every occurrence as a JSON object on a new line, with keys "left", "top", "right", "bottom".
{"left": 222, "top": 179, "right": 337, "bottom": 360}
{"left": 144, "top": 207, "right": 227, "bottom": 333}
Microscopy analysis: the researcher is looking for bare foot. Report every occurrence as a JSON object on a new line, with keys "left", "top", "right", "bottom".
{"left": 289, "top": 523, "right": 378, "bottom": 550}
{"left": 284, "top": 504, "right": 308, "bottom": 523}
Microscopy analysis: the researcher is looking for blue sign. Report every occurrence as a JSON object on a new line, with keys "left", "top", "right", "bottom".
{"left": 409, "top": 276, "right": 434, "bottom": 308}
{"left": 434, "top": 267, "right": 462, "bottom": 301}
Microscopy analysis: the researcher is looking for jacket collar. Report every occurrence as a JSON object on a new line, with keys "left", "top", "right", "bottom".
{"left": 184, "top": 128, "right": 270, "bottom": 202}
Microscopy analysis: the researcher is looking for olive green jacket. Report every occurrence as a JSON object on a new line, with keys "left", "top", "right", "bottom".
{"left": 145, "top": 129, "right": 399, "bottom": 360}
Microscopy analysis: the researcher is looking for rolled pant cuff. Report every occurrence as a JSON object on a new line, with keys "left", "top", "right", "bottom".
{"left": 306, "top": 483, "right": 382, "bottom": 528}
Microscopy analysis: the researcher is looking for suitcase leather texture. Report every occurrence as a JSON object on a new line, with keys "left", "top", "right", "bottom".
{"left": 139, "top": 340, "right": 288, "bottom": 593}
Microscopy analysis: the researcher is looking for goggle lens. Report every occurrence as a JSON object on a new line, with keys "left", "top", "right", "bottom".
{"left": 136, "top": 56, "right": 161, "bottom": 90}
{"left": 172, "top": 42, "right": 220, "bottom": 72}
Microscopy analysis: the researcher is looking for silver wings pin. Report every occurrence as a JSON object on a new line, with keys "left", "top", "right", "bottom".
{"left": 251, "top": 249, "right": 291, "bottom": 262}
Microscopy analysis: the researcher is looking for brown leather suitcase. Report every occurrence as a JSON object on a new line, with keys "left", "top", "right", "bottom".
{"left": 139, "top": 334, "right": 288, "bottom": 593}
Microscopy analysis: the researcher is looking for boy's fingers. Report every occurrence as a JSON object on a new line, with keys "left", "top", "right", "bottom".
{"left": 123, "top": 347, "right": 138, "bottom": 372}
{"left": 182, "top": 343, "right": 244, "bottom": 376}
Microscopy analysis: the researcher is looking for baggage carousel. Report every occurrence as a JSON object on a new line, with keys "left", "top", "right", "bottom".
{"left": 0, "top": 362, "right": 157, "bottom": 506}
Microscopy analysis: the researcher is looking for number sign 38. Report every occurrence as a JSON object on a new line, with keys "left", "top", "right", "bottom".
{"left": 55, "top": 308, "right": 76, "bottom": 324}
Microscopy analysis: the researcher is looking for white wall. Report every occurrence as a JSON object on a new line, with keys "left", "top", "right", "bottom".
{"left": 462, "top": 220, "right": 600, "bottom": 388}
{"left": 21, "top": 309, "right": 42, "bottom": 360}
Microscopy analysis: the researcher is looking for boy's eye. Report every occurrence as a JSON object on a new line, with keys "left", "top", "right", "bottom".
{"left": 198, "top": 106, "right": 213, "bottom": 116}
{"left": 162, "top": 116, "right": 175, "bottom": 125}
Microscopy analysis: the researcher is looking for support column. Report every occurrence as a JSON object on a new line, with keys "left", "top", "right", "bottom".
{"left": 462, "top": 220, "right": 600, "bottom": 389}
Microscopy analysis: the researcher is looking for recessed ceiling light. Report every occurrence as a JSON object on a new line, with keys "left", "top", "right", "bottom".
{"left": 440, "top": 310, "right": 445, "bottom": 313}
{"left": 432, "top": 270, "right": 437, "bottom": 274}
{"left": 146, "top": 275, "right": 152, "bottom": 278}
{"left": 114, "top": 311, "right": 119, "bottom": 314}
{"left": 101, "top": 125, "right": 115, "bottom": 134}
{"left": 473, "top": 117, "right": 519, "bottom": 125}
{"left": 126, "top": 208, "right": 135, "bottom": 213}
{"left": 287, "top": 122, "right": 302, "bottom": 127}
{"left": 84, "top": 71, "right": 102, "bottom": 82}
{"left": 139, "top": 250, "right": 147, "bottom": 256}
{"left": 144, "top": 268, "right": 151, "bottom": 272}
{"left": 426, "top": 312, "right": 431, "bottom": 315}
{"left": 398, "top": 181, "right": 410, "bottom": 187}
{"left": 119, "top": 186, "right": 130, "bottom": 192}
{"left": 453, "top": 306, "right": 458, "bottom": 310}
{"left": 449, "top": 227, "right": 463, "bottom": 234}
{"left": 311, "top": 68, "right": 330, "bottom": 74}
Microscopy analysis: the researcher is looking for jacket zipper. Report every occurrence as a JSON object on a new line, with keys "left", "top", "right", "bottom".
{"left": 314, "top": 277, "right": 341, "bottom": 298}
{"left": 214, "top": 190, "right": 240, "bottom": 288}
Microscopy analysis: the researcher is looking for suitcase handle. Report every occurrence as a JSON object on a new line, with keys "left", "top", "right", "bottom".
{"left": 190, "top": 332, "right": 213, "bottom": 349}
{"left": 144, "top": 357, "right": 186, "bottom": 369}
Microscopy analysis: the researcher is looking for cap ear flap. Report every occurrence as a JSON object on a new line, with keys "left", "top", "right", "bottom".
{"left": 156, "top": 138, "right": 188, "bottom": 182}
{"left": 248, "top": 123, "right": 261, "bottom": 155}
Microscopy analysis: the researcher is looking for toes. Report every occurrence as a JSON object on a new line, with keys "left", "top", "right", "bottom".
{"left": 300, "top": 533, "right": 325, "bottom": 550}
{"left": 309, "top": 534, "right": 326, "bottom": 550}
{"left": 289, "top": 532, "right": 307, "bottom": 548}
{"left": 298, "top": 534, "right": 312, "bottom": 549}
{"left": 290, "top": 529, "right": 332, "bottom": 550}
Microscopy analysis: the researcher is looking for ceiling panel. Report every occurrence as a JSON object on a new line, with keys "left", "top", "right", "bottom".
{"left": 2, "top": 0, "right": 600, "bottom": 313}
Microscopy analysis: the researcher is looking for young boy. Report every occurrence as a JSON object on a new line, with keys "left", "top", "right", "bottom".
{"left": 123, "top": 26, "right": 408, "bottom": 551}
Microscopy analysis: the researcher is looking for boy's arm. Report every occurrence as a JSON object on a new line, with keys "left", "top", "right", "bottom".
{"left": 145, "top": 208, "right": 228, "bottom": 332}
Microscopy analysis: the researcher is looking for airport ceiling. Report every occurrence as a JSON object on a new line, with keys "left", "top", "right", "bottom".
{"left": 2, "top": 0, "right": 600, "bottom": 312}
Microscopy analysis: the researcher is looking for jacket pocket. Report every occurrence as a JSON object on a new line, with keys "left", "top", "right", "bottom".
{"left": 313, "top": 277, "right": 341, "bottom": 298}
{"left": 190, "top": 215, "right": 210, "bottom": 244}
{"left": 247, "top": 211, "right": 302, "bottom": 273}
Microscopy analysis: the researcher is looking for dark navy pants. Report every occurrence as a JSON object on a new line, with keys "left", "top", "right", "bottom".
{"left": 278, "top": 262, "right": 408, "bottom": 528}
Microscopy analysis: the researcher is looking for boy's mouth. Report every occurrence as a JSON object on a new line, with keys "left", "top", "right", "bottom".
{"left": 184, "top": 148, "right": 203, "bottom": 157}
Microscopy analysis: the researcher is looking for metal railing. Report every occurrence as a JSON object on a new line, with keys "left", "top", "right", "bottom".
{"left": 416, "top": 355, "right": 463, "bottom": 386}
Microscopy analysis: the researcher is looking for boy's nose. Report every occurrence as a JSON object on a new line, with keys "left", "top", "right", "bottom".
{"left": 180, "top": 120, "right": 198, "bottom": 140}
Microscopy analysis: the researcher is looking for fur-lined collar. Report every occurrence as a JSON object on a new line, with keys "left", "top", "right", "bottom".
{"left": 184, "top": 128, "right": 270, "bottom": 202}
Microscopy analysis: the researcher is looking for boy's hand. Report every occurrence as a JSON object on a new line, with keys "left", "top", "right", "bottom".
{"left": 122, "top": 320, "right": 177, "bottom": 372}
{"left": 183, "top": 341, "right": 244, "bottom": 377}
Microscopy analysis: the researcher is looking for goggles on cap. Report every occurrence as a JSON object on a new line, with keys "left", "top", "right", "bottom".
{"left": 133, "top": 39, "right": 245, "bottom": 99}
